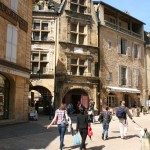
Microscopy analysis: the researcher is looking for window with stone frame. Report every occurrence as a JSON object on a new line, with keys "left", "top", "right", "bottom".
{"left": 134, "top": 44, "right": 138, "bottom": 58}
{"left": 31, "top": 51, "right": 49, "bottom": 74}
{"left": 120, "top": 38, "right": 127, "bottom": 55}
{"left": 70, "top": 58, "right": 87, "bottom": 76}
{"left": 32, "top": 20, "right": 55, "bottom": 41}
{"left": 121, "top": 67, "right": 127, "bottom": 85}
{"left": 70, "top": 22, "right": 87, "bottom": 45}
{"left": 70, "top": 0, "right": 87, "bottom": 14}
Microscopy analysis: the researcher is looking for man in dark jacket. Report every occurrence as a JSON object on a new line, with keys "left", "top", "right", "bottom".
{"left": 76, "top": 105, "right": 88, "bottom": 150}
{"left": 100, "top": 107, "right": 112, "bottom": 140}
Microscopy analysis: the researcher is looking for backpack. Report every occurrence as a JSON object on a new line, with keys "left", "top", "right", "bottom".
{"left": 116, "top": 107, "right": 126, "bottom": 119}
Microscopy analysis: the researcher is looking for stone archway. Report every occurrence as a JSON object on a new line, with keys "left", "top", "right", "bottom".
{"left": 62, "top": 85, "right": 92, "bottom": 100}
{"left": 29, "top": 85, "right": 52, "bottom": 114}
{"left": 63, "top": 86, "right": 92, "bottom": 113}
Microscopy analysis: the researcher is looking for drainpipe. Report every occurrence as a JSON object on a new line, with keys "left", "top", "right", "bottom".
{"left": 97, "top": 3, "right": 101, "bottom": 113}
{"left": 144, "top": 41, "right": 148, "bottom": 105}
{"left": 53, "top": 15, "right": 60, "bottom": 110}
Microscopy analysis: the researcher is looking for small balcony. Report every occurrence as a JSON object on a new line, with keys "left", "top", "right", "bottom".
{"left": 105, "top": 21, "right": 142, "bottom": 39}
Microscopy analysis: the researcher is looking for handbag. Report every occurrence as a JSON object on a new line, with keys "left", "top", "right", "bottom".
{"left": 63, "top": 111, "right": 69, "bottom": 126}
{"left": 73, "top": 133, "right": 80, "bottom": 145}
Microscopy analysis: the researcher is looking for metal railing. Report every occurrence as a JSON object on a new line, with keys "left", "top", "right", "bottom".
{"left": 104, "top": 21, "right": 142, "bottom": 39}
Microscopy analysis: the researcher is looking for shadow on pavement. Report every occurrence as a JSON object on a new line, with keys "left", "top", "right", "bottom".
{"left": 0, "top": 115, "right": 59, "bottom": 150}
{"left": 88, "top": 145, "right": 105, "bottom": 150}
{"left": 64, "top": 143, "right": 105, "bottom": 150}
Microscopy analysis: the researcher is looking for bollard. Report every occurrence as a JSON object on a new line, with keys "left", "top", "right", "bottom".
{"left": 141, "top": 128, "right": 150, "bottom": 150}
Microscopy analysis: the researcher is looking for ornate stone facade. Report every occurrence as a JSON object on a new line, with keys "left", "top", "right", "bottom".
{"left": 55, "top": 0, "right": 99, "bottom": 110}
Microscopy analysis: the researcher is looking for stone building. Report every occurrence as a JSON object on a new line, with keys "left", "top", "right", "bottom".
{"left": 0, "top": 0, "right": 32, "bottom": 124}
{"left": 30, "top": 0, "right": 99, "bottom": 111}
{"left": 94, "top": 1, "right": 146, "bottom": 108}
{"left": 55, "top": 0, "right": 99, "bottom": 111}
{"left": 145, "top": 32, "right": 150, "bottom": 103}
{"left": 30, "top": 0, "right": 61, "bottom": 113}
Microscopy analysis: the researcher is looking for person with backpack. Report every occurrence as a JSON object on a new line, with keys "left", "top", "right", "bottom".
{"left": 116, "top": 100, "right": 135, "bottom": 139}
{"left": 99, "top": 106, "right": 112, "bottom": 140}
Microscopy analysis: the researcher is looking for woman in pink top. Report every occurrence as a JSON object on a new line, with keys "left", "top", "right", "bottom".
{"left": 47, "top": 103, "right": 68, "bottom": 150}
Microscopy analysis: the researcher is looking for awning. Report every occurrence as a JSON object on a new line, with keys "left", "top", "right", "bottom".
{"left": 106, "top": 86, "right": 140, "bottom": 93}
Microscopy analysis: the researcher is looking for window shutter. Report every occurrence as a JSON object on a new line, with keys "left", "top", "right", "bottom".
{"left": 88, "top": 60, "right": 91, "bottom": 73}
{"left": 118, "top": 65, "right": 121, "bottom": 85}
{"left": 127, "top": 67, "right": 131, "bottom": 86}
{"left": 118, "top": 36, "right": 121, "bottom": 53}
{"left": 6, "top": 25, "right": 13, "bottom": 61}
{"left": 138, "top": 45, "right": 141, "bottom": 59}
{"left": 11, "top": 0, "right": 18, "bottom": 12}
{"left": 91, "top": 62, "right": 95, "bottom": 76}
{"left": 127, "top": 41, "right": 132, "bottom": 56}
{"left": 67, "top": 57, "right": 71, "bottom": 72}
{"left": 11, "top": 27, "right": 18, "bottom": 63}
{"left": 135, "top": 69, "right": 139, "bottom": 87}
{"left": 132, "top": 43, "right": 135, "bottom": 59}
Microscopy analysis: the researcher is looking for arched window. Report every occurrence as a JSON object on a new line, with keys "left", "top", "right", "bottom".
{"left": 0, "top": 74, "right": 10, "bottom": 120}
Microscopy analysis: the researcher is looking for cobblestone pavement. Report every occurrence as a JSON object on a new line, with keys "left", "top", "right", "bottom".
{"left": 0, "top": 113, "right": 150, "bottom": 150}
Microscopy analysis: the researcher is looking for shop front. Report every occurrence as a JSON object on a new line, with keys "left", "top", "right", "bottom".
{"left": 103, "top": 86, "right": 141, "bottom": 108}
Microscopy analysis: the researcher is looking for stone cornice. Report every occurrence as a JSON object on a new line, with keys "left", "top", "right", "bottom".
{"left": 59, "top": 41, "right": 99, "bottom": 49}
{"left": 0, "top": 2, "right": 28, "bottom": 32}
{"left": 0, "top": 59, "right": 30, "bottom": 78}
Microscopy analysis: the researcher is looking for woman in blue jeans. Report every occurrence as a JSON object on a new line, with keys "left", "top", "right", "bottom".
{"left": 47, "top": 102, "right": 69, "bottom": 150}
{"left": 100, "top": 107, "right": 112, "bottom": 140}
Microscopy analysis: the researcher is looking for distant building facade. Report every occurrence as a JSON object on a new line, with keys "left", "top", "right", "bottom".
{"left": 94, "top": 2, "right": 146, "bottom": 108}
{"left": 145, "top": 32, "right": 150, "bottom": 102}
{"left": 0, "top": 0, "right": 32, "bottom": 124}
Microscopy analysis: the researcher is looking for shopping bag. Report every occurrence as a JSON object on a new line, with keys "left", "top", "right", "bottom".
{"left": 68, "top": 124, "right": 71, "bottom": 132}
{"left": 88, "top": 123, "right": 93, "bottom": 140}
{"left": 73, "top": 133, "right": 80, "bottom": 145}
{"left": 141, "top": 129, "right": 150, "bottom": 150}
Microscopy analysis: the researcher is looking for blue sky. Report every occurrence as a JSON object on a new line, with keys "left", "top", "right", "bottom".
{"left": 94, "top": 0, "right": 150, "bottom": 32}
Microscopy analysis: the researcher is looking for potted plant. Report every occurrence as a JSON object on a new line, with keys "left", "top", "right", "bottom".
{"left": 136, "top": 108, "right": 140, "bottom": 117}
{"left": 143, "top": 107, "right": 147, "bottom": 115}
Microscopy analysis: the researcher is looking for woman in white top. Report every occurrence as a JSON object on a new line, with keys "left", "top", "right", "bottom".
{"left": 47, "top": 103, "right": 68, "bottom": 150}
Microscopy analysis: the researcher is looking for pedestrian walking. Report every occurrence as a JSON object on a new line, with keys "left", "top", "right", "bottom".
{"left": 76, "top": 105, "right": 88, "bottom": 150}
{"left": 48, "top": 102, "right": 54, "bottom": 120}
{"left": 116, "top": 100, "right": 135, "bottom": 139}
{"left": 99, "top": 106, "right": 112, "bottom": 140}
{"left": 47, "top": 102, "right": 69, "bottom": 150}
{"left": 88, "top": 101, "right": 94, "bottom": 123}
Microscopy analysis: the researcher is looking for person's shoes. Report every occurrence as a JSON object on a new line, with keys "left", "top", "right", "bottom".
{"left": 102, "top": 134, "right": 104, "bottom": 140}
{"left": 123, "top": 136, "right": 128, "bottom": 140}
{"left": 121, "top": 136, "right": 124, "bottom": 139}
{"left": 105, "top": 136, "right": 108, "bottom": 140}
